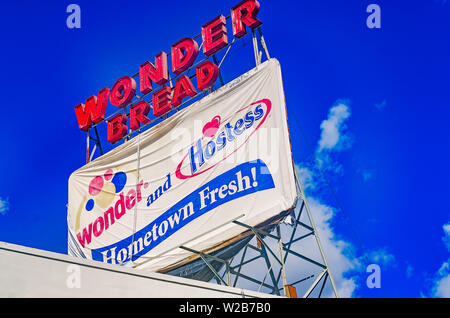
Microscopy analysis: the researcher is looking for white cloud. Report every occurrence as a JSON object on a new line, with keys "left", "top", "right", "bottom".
{"left": 432, "top": 259, "right": 450, "bottom": 298}
{"left": 433, "top": 0, "right": 448, "bottom": 5}
{"left": 294, "top": 163, "right": 362, "bottom": 297}
{"left": 297, "top": 167, "right": 397, "bottom": 297}
{"left": 374, "top": 100, "right": 387, "bottom": 110}
{"left": 0, "top": 197, "right": 9, "bottom": 215}
{"left": 313, "top": 101, "right": 352, "bottom": 176}
{"left": 296, "top": 166, "right": 316, "bottom": 191}
{"left": 442, "top": 222, "right": 450, "bottom": 252}
{"left": 366, "top": 248, "right": 396, "bottom": 268}
{"left": 317, "top": 101, "right": 352, "bottom": 153}
{"left": 306, "top": 195, "right": 361, "bottom": 297}
{"left": 295, "top": 100, "right": 357, "bottom": 295}
{"left": 431, "top": 221, "right": 450, "bottom": 297}
{"left": 361, "top": 170, "right": 374, "bottom": 182}
{"left": 406, "top": 264, "right": 414, "bottom": 278}
{"left": 291, "top": 100, "right": 397, "bottom": 297}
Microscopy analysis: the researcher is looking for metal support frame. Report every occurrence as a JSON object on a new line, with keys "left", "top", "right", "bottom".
{"left": 86, "top": 127, "right": 104, "bottom": 164}
{"left": 179, "top": 246, "right": 230, "bottom": 286}
{"left": 294, "top": 167, "right": 339, "bottom": 297}
{"left": 164, "top": 170, "right": 339, "bottom": 298}
{"left": 251, "top": 27, "right": 270, "bottom": 67}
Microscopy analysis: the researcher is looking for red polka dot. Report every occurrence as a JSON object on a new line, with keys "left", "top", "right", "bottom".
{"left": 89, "top": 176, "right": 104, "bottom": 196}
{"left": 104, "top": 169, "right": 113, "bottom": 181}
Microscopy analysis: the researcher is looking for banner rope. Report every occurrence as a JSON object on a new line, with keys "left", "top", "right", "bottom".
{"left": 131, "top": 132, "right": 141, "bottom": 265}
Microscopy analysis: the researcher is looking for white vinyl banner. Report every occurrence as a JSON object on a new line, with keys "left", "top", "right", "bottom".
{"left": 68, "top": 59, "right": 298, "bottom": 272}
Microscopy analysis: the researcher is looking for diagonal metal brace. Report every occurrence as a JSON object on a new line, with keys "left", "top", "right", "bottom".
{"left": 179, "top": 246, "right": 228, "bottom": 286}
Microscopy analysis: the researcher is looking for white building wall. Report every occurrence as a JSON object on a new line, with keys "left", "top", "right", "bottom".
{"left": 0, "top": 242, "right": 278, "bottom": 298}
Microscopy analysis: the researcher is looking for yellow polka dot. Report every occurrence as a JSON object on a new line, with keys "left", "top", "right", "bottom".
{"left": 96, "top": 182, "right": 116, "bottom": 209}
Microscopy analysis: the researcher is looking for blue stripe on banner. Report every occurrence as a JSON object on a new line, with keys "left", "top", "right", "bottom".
{"left": 91, "top": 159, "right": 275, "bottom": 264}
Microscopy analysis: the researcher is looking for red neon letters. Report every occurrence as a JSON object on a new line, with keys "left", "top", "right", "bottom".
{"left": 231, "top": 0, "right": 262, "bottom": 38}
{"left": 110, "top": 76, "right": 136, "bottom": 108}
{"left": 152, "top": 86, "right": 172, "bottom": 117}
{"left": 171, "top": 38, "right": 199, "bottom": 75}
{"left": 75, "top": 0, "right": 262, "bottom": 145}
{"left": 130, "top": 101, "right": 151, "bottom": 130}
{"left": 172, "top": 75, "right": 197, "bottom": 107}
{"left": 75, "top": 87, "right": 110, "bottom": 131}
{"left": 196, "top": 61, "right": 219, "bottom": 91}
{"left": 140, "top": 52, "right": 169, "bottom": 94}
{"left": 202, "top": 15, "right": 228, "bottom": 56}
{"left": 108, "top": 114, "right": 128, "bottom": 144}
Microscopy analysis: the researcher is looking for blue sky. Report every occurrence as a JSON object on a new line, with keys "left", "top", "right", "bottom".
{"left": 1, "top": 0, "right": 449, "bottom": 297}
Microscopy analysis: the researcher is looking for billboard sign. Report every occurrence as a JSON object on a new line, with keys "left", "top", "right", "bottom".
{"left": 68, "top": 59, "right": 298, "bottom": 272}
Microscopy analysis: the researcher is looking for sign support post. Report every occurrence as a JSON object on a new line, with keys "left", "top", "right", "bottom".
{"left": 294, "top": 168, "right": 340, "bottom": 298}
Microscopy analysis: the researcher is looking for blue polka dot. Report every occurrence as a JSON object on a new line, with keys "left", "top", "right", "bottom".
{"left": 85, "top": 199, "right": 94, "bottom": 211}
{"left": 112, "top": 172, "right": 127, "bottom": 193}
